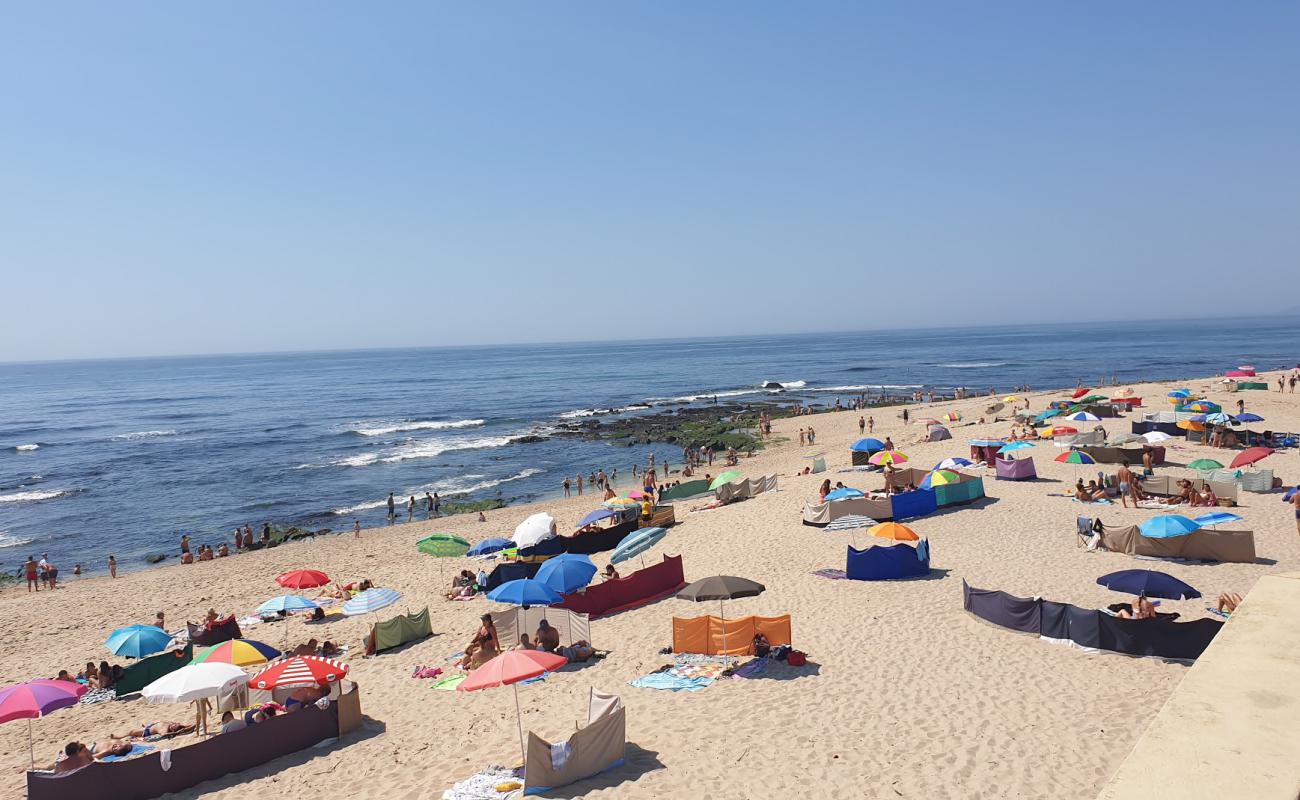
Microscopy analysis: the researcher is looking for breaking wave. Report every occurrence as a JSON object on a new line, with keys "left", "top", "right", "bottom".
{"left": 330, "top": 468, "right": 543, "bottom": 515}
{"left": 0, "top": 531, "right": 34, "bottom": 548}
{"left": 936, "top": 362, "right": 1007, "bottom": 369}
{"left": 111, "top": 430, "right": 178, "bottom": 441}
{"left": 14, "top": 444, "right": 40, "bottom": 451}
{"left": 349, "top": 419, "right": 484, "bottom": 437}
{"left": 0, "top": 489, "right": 71, "bottom": 504}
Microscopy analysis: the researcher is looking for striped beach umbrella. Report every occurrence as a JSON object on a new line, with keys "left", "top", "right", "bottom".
{"left": 191, "top": 639, "right": 281, "bottom": 667}
{"left": 1055, "top": 451, "right": 1096, "bottom": 465}
{"left": 934, "top": 457, "right": 974, "bottom": 470}
{"left": 256, "top": 595, "right": 319, "bottom": 614}
{"left": 343, "top": 587, "right": 402, "bottom": 616}
{"left": 868, "top": 450, "right": 909, "bottom": 466}
{"left": 1066, "top": 412, "right": 1100, "bottom": 422}
{"left": 249, "top": 656, "right": 348, "bottom": 690}
{"left": 920, "top": 470, "right": 960, "bottom": 489}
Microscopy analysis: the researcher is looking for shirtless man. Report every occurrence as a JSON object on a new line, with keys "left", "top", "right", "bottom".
{"left": 535, "top": 619, "right": 560, "bottom": 653}
{"left": 43, "top": 739, "right": 133, "bottom": 772}
{"left": 111, "top": 721, "right": 193, "bottom": 740}
{"left": 1117, "top": 462, "right": 1136, "bottom": 508}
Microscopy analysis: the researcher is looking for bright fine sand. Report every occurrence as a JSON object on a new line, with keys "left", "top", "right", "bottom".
{"left": 2, "top": 374, "right": 1297, "bottom": 800}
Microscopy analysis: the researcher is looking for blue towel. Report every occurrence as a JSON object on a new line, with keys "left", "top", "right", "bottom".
{"left": 100, "top": 744, "right": 154, "bottom": 762}
{"left": 629, "top": 673, "right": 714, "bottom": 692}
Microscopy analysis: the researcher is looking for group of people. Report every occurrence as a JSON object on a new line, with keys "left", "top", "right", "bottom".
{"left": 456, "top": 612, "right": 595, "bottom": 671}
{"left": 798, "top": 426, "right": 816, "bottom": 446}
{"left": 22, "top": 553, "right": 59, "bottom": 591}
{"left": 387, "top": 491, "right": 443, "bottom": 522}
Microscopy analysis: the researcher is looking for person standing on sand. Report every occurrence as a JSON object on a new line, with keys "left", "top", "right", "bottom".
{"left": 902, "top": 408, "right": 909, "bottom": 425}
{"left": 407, "top": 496, "right": 416, "bottom": 522}
{"left": 433, "top": 492, "right": 441, "bottom": 517}
{"left": 24, "top": 556, "right": 39, "bottom": 592}
{"left": 868, "top": 416, "right": 874, "bottom": 433}
{"left": 562, "top": 477, "right": 571, "bottom": 497}
{"left": 425, "top": 492, "right": 435, "bottom": 517}
{"left": 1117, "top": 461, "right": 1136, "bottom": 509}
{"left": 353, "top": 519, "right": 361, "bottom": 539}
{"left": 576, "top": 474, "right": 583, "bottom": 496}
{"left": 798, "top": 428, "right": 806, "bottom": 446}
{"left": 108, "top": 555, "right": 117, "bottom": 578}
{"left": 859, "top": 416, "right": 865, "bottom": 435}
{"left": 386, "top": 493, "right": 396, "bottom": 523}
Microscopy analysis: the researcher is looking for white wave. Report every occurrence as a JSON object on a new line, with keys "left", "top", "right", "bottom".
{"left": 0, "top": 531, "right": 34, "bottom": 548}
{"left": 0, "top": 489, "right": 70, "bottom": 504}
{"left": 763, "top": 380, "right": 806, "bottom": 389}
{"left": 297, "top": 452, "right": 379, "bottom": 469}
{"left": 936, "top": 362, "right": 1007, "bottom": 369}
{"left": 330, "top": 468, "right": 543, "bottom": 515}
{"left": 650, "top": 388, "right": 769, "bottom": 404}
{"left": 379, "top": 435, "right": 513, "bottom": 464}
{"left": 557, "top": 404, "right": 649, "bottom": 419}
{"left": 14, "top": 444, "right": 39, "bottom": 451}
{"left": 807, "top": 384, "right": 926, "bottom": 392}
{"left": 111, "top": 430, "right": 178, "bottom": 441}
{"left": 351, "top": 419, "right": 484, "bottom": 437}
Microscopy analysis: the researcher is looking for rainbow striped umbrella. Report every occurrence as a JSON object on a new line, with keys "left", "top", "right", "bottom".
{"left": 868, "top": 451, "right": 909, "bottom": 466}
{"left": 191, "top": 639, "right": 281, "bottom": 667}
{"left": 920, "top": 470, "right": 960, "bottom": 489}
{"left": 1055, "top": 451, "right": 1097, "bottom": 465}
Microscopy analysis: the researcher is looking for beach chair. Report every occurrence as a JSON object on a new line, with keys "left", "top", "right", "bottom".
{"left": 1076, "top": 516, "right": 1098, "bottom": 549}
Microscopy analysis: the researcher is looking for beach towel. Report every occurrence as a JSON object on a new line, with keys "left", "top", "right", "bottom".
{"left": 731, "top": 659, "right": 768, "bottom": 679}
{"left": 825, "top": 514, "right": 877, "bottom": 531}
{"left": 99, "top": 743, "right": 154, "bottom": 762}
{"left": 432, "top": 674, "right": 467, "bottom": 691}
{"left": 628, "top": 672, "right": 714, "bottom": 692}
{"left": 812, "top": 568, "right": 849, "bottom": 580}
{"left": 441, "top": 765, "right": 524, "bottom": 800}
{"left": 79, "top": 687, "right": 116, "bottom": 705}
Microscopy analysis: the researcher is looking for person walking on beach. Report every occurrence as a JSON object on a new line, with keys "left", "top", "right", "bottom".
{"left": 576, "top": 474, "right": 583, "bottom": 496}
{"left": 902, "top": 408, "right": 910, "bottom": 425}
{"left": 407, "top": 496, "right": 416, "bottom": 522}
{"left": 386, "top": 493, "right": 396, "bottom": 523}
{"left": 807, "top": 427, "right": 816, "bottom": 445}
{"left": 868, "top": 415, "right": 874, "bottom": 433}
{"left": 353, "top": 519, "right": 361, "bottom": 539}
{"left": 108, "top": 554, "right": 117, "bottom": 578}
{"left": 562, "top": 477, "right": 571, "bottom": 497}
{"left": 1117, "top": 461, "right": 1136, "bottom": 509}
{"left": 859, "top": 416, "right": 865, "bottom": 435}
{"left": 24, "top": 556, "right": 38, "bottom": 592}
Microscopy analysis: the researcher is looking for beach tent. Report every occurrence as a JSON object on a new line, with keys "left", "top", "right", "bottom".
{"left": 525, "top": 690, "right": 627, "bottom": 795}
{"left": 1096, "top": 524, "right": 1255, "bottom": 563}
{"left": 113, "top": 646, "right": 194, "bottom": 696}
{"left": 845, "top": 540, "right": 931, "bottom": 581}
{"left": 925, "top": 424, "right": 952, "bottom": 442}
{"left": 968, "top": 439, "right": 1004, "bottom": 464}
{"left": 491, "top": 607, "right": 591, "bottom": 650}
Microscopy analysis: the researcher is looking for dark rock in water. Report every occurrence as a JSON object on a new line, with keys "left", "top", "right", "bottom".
{"left": 145, "top": 554, "right": 167, "bottom": 564}
{"left": 761, "top": 381, "right": 784, "bottom": 389}
{"left": 510, "top": 435, "right": 550, "bottom": 444}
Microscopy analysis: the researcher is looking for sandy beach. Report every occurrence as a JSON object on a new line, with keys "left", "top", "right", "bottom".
{"left": 2, "top": 372, "right": 1296, "bottom": 800}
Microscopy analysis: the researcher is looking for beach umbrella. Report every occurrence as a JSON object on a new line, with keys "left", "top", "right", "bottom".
{"left": 1183, "top": 401, "right": 1219, "bottom": 413}
{"left": 0, "top": 679, "right": 88, "bottom": 767}
{"left": 602, "top": 497, "right": 641, "bottom": 509}
{"left": 868, "top": 522, "right": 919, "bottom": 542}
{"left": 1236, "top": 412, "right": 1264, "bottom": 423}
{"left": 1193, "top": 511, "right": 1243, "bottom": 528}
{"left": 868, "top": 450, "right": 908, "bottom": 466}
{"left": 1078, "top": 395, "right": 1107, "bottom": 404}
{"left": 916, "top": 417, "right": 941, "bottom": 427}
{"left": 985, "top": 402, "right": 1005, "bottom": 414}
{"left": 1002, "top": 395, "right": 1020, "bottom": 402}
{"left": 1066, "top": 412, "right": 1100, "bottom": 422}
{"left": 942, "top": 411, "right": 961, "bottom": 422}
{"left": 142, "top": 663, "right": 247, "bottom": 704}
{"left": 1167, "top": 389, "right": 1191, "bottom": 399}
{"left": 1139, "top": 515, "right": 1201, "bottom": 539}
{"left": 1203, "top": 412, "right": 1234, "bottom": 425}
{"left": 106, "top": 624, "right": 172, "bottom": 659}
{"left": 850, "top": 438, "right": 886, "bottom": 453}
{"left": 257, "top": 595, "right": 319, "bottom": 614}
{"left": 1071, "top": 388, "right": 1091, "bottom": 399}
{"left": 1187, "top": 459, "right": 1224, "bottom": 471}
{"left": 1033, "top": 409, "right": 1061, "bottom": 424}
{"left": 1177, "top": 419, "right": 1205, "bottom": 432}
{"left": 457, "top": 649, "right": 568, "bottom": 764}
{"left": 249, "top": 655, "right": 348, "bottom": 690}
{"left": 468, "top": 537, "right": 514, "bottom": 557}
{"left": 1107, "top": 433, "right": 1143, "bottom": 446}
{"left": 1040, "top": 426, "right": 1078, "bottom": 437}
{"left": 513, "top": 513, "right": 556, "bottom": 549}
{"left": 1142, "top": 431, "right": 1173, "bottom": 443}
{"left": 969, "top": 438, "right": 1005, "bottom": 447}
{"left": 935, "top": 457, "right": 974, "bottom": 470}
{"left": 625, "top": 489, "right": 651, "bottom": 500}
{"left": 1055, "top": 451, "right": 1096, "bottom": 465}
{"left": 191, "top": 639, "right": 280, "bottom": 667}
{"left": 577, "top": 509, "right": 617, "bottom": 528}
{"left": 343, "top": 587, "right": 402, "bottom": 616}
{"left": 998, "top": 441, "right": 1035, "bottom": 455}
{"left": 275, "top": 569, "right": 330, "bottom": 590}
{"left": 535, "top": 554, "right": 597, "bottom": 594}
{"left": 1230, "top": 447, "right": 1273, "bottom": 469}
{"left": 417, "top": 533, "right": 471, "bottom": 557}
{"left": 488, "top": 578, "right": 562, "bottom": 608}
{"left": 825, "top": 487, "right": 866, "bottom": 501}
{"left": 1097, "top": 569, "right": 1200, "bottom": 601}
{"left": 676, "top": 576, "right": 766, "bottom": 658}
{"left": 709, "top": 471, "right": 742, "bottom": 490}
{"left": 920, "top": 470, "right": 960, "bottom": 489}
{"left": 611, "top": 526, "right": 667, "bottom": 567}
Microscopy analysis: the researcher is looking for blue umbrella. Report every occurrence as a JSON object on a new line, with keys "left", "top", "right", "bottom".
{"left": 1168, "top": 389, "right": 1191, "bottom": 399}
{"left": 256, "top": 595, "right": 319, "bottom": 614}
{"left": 934, "top": 457, "right": 974, "bottom": 470}
{"left": 535, "top": 554, "right": 597, "bottom": 594}
{"left": 577, "top": 508, "right": 618, "bottom": 527}
{"left": 1097, "top": 569, "right": 1200, "bottom": 600}
{"left": 487, "top": 578, "right": 562, "bottom": 608}
{"left": 825, "top": 487, "right": 865, "bottom": 501}
{"left": 467, "top": 537, "right": 514, "bottom": 557}
{"left": 1193, "top": 511, "right": 1243, "bottom": 528}
{"left": 1066, "top": 412, "right": 1100, "bottom": 422}
{"left": 1032, "top": 410, "right": 1060, "bottom": 423}
{"left": 105, "top": 625, "right": 171, "bottom": 659}
{"left": 611, "top": 526, "right": 668, "bottom": 566}
{"left": 1203, "top": 412, "right": 1234, "bottom": 425}
{"left": 1139, "top": 515, "right": 1201, "bottom": 539}
{"left": 998, "top": 441, "right": 1035, "bottom": 454}
{"left": 968, "top": 438, "right": 1005, "bottom": 447}
{"left": 1236, "top": 412, "right": 1264, "bottom": 423}
{"left": 850, "top": 438, "right": 885, "bottom": 453}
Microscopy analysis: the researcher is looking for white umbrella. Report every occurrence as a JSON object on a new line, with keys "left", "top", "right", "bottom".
{"left": 1143, "top": 432, "right": 1173, "bottom": 443}
{"left": 342, "top": 587, "right": 402, "bottom": 616}
{"left": 141, "top": 663, "right": 246, "bottom": 704}
{"left": 513, "top": 512, "right": 556, "bottom": 549}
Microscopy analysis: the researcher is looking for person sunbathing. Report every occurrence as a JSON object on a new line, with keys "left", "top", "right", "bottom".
{"left": 456, "top": 614, "right": 499, "bottom": 669}
{"left": 1117, "top": 594, "right": 1157, "bottom": 620}
{"left": 111, "top": 721, "right": 193, "bottom": 740}
{"left": 558, "top": 640, "right": 595, "bottom": 662}
{"left": 319, "top": 640, "right": 343, "bottom": 657}
{"left": 44, "top": 739, "right": 134, "bottom": 770}
{"left": 753, "top": 632, "right": 771, "bottom": 658}
{"left": 535, "top": 619, "right": 561, "bottom": 653}
{"left": 514, "top": 633, "right": 535, "bottom": 650}
{"left": 290, "top": 638, "right": 319, "bottom": 658}
{"left": 286, "top": 685, "right": 328, "bottom": 710}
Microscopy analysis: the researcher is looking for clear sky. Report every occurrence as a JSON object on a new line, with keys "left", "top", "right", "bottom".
{"left": 2, "top": 3, "right": 1297, "bottom": 362}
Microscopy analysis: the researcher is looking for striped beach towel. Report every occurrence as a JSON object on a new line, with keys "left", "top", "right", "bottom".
{"left": 825, "top": 515, "right": 877, "bottom": 531}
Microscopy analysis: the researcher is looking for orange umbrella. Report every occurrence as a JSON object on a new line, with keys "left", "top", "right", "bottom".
{"left": 459, "top": 650, "right": 568, "bottom": 764}
{"left": 1177, "top": 419, "right": 1205, "bottom": 431}
{"left": 868, "top": 522, "right": 919, "bottom": 542}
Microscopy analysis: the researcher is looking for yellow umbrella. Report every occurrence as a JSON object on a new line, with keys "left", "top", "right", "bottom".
{"left": 1002, "top": 395, "right": 1021, "bottom": 402}
{"left": 868, "top": 522, "right": 919, "bottom": 542}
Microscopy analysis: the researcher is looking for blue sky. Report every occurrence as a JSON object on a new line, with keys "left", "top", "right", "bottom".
{"left": 2, "top": 3, "right": 1297, "bottom": 361}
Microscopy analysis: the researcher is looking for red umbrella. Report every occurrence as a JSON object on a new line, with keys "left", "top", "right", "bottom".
{"left": 1230, "top": 447, "right": 1274, "bottom": 469}
{"left": 1071, "top": 387, "right": 1090, "bottom": 399}
{"left": 249, "top": 656, "right": 348, "bottom": 690}
{"left": 276, "top": 569, "right": 330, "bottom": 590}
{"left": 458, "top": 649, "right": 567, "bottom": 763}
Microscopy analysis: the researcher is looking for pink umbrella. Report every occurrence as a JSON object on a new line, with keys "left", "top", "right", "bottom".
{"left": 0, "top": 679, "right": 88, "bottom": 767}
{"left": 458, "top": 649, "right": 567, "bottom": 764}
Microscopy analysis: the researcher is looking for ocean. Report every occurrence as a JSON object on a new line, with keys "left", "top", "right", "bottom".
{"left": 2, "top": 316, "right": 1296, "bottom": 574}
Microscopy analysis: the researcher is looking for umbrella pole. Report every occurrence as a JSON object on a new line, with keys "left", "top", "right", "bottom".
{"left": 513, "top": 682, "right": 526, "bottom": 767}
{"left": 719, "top": 599, "right": 729, "bottom": 660}
{"left": 28, "top": 718, "right": 33, "bottom": 770}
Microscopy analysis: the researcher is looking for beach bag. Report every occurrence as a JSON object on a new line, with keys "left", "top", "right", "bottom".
{"left": 787, "top": 650, "right": 807, "bottom": 667}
